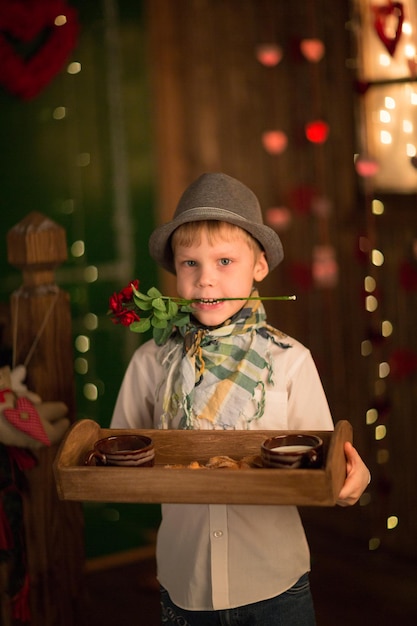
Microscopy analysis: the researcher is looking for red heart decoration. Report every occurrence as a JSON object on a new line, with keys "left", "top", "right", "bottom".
{"left": 300, "top": 39, "right": 325, "bottom": 63}
{"left": 261, "top": 130, "right": 288, "bottom": 154}
{"left": 373, "top": 1, "right": 404, "bottom": 57}
{"left": 0, "top": 0, "right": 79, "bottom": 100}
{"left": 4, "top": 397, "right": 50, "bottom": 445}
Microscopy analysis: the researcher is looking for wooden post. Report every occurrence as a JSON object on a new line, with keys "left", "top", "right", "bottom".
{"left": 7, "top": 212, "right": 86, "bottom": 626}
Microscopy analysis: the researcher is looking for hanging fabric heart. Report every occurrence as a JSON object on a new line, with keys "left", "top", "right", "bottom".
{"left": 0, "top": 0, "right": 79, "bottom": 100}
{"left": 3, "top": 397, "right": 50, "bottom": 445}
{"left": 372, "top": 1, "right": 404, "bottom": 57}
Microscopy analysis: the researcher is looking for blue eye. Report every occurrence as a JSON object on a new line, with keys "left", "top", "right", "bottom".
{"left": 185, "top": 260, "right": 196, "bottom": 267}
{"left": 219, "top": 258, "right": 231, "bottom": 266}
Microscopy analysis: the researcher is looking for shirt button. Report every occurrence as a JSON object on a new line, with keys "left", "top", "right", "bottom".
{"left": 213, "top": 530, "right": 223, "bottom": 538}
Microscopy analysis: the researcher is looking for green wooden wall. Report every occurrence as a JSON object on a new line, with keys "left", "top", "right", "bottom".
{"left": 0, "top": 0, "right": 160, "bottom": 558}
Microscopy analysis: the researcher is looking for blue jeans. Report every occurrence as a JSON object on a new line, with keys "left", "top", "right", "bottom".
{"left": 160, "top": 573, "right": 316, "bottom": 625}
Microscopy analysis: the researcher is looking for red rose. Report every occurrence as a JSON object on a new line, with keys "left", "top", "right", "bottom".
{"left": 113, "top": 310, "right": 140, "bottom": 327}
{"left": 109, "top": 281, "right": 141, "bottom": 326}
{"left": 109, "top": 292, "right": 123, "bottom": 315}
{"left": 120, "top": 279, "right": 139, "bottom": 302}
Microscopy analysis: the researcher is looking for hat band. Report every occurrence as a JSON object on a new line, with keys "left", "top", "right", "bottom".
{"left": 176, "top": 206, "right": 257, "bottom": 223}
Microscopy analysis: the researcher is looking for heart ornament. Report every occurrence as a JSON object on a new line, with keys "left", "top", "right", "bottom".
{"left": 0, "top": 0, "right": 79, "bottom": 100}
{"left": 300, "top": 39, "right": 325, "bottom": 63}
{"left": 4, "top": 397, "right": 50, "bottom": 445}
{"left": 373, "top": 1, "right": 404, "bottom": 57}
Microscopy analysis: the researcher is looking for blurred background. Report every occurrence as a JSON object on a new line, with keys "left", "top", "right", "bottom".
{"left": 0, "top": 0, "right": 416, "bottom": 624}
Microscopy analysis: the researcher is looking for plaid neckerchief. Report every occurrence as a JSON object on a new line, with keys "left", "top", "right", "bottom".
{"left": 157, "top": 291, "right": 291, "bottom": 429}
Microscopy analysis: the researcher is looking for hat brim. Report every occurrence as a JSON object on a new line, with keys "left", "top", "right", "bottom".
{"left": 149, "top": 206, "right": 284, "bottom": 274}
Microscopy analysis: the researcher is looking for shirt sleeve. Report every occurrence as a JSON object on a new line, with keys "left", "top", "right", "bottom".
{"left": 286, "top": 347, "right": 334, "bottom": 431}
{"left": 110, "top": 340, "right": 159, "bottom": 429}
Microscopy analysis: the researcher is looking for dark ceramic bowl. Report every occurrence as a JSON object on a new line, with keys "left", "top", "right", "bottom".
{"left": 85, "top": 434, "right": 155, "bottom": 467}
{"left": 261, "top": 434, "right": 323, "bottom": 469}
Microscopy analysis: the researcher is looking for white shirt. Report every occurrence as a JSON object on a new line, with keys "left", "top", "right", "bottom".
{"left": 111, "top": 333, "right": 333, "bottom": 610}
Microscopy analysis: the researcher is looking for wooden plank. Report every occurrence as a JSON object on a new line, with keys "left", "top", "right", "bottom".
{"left": 7, "top": 213, "right": 86, "bottom": 626}
{"left": 54, "top": 419, "right": 352, "bottom": 506}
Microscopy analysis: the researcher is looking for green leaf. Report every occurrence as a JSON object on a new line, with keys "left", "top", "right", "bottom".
{"left": 153, "top": 323, "right": 173, "bottom": 346}
{"left": 134, "top": 297, "right": 154, "bottom": 311}
{"left": 134, "top": 290, "right": 152, "bottom": 301}
{"left": 130, "top": 318, "right": 151, "bottom": 333}
{"left": 152, "top": 297, "right": 166, "bottom": 312}
{"left": 153, "top": 308, "right": 169, "bottom": 320}
{"left": 173, "top": 313, "right": 190, "bottom": 327}
{"left": 167, "top": 300, "right": 178, "bottom": 317}
{"left": 151, "top": 316, "right": 168, "bottom": 329}
{"left": 179, "top": 304, "right": 194, "bottom": 313}
{"left": 147, "top": 286, "right": 163, "bottom": 299}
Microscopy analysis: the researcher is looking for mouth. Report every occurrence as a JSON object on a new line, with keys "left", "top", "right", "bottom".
{"left": 194, "top": 298, "right": 222, "bottom": 305}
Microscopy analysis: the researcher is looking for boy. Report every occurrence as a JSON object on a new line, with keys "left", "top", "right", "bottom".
{"left": 111, "top": 172, "right": 370, "bottom": 625}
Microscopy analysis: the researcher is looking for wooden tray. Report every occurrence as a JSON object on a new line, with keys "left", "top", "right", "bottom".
{"left": 53, "top": 419, "right": 352, "bottom": 506}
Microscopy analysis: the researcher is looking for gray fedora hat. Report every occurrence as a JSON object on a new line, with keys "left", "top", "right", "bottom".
{"left": 149, "top": 172, "right": 284, "bottom": 274}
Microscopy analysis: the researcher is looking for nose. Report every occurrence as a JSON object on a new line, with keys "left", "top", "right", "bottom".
{"left": 196, "top": 265, "right": 215, "bottom": 287}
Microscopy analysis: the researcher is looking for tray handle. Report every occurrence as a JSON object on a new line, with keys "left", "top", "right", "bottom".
{"left": 55, "top": 419, "right": 101, "bottom": 469}
{"left": 325, "top": 419, "right": 353, "bottom": 501}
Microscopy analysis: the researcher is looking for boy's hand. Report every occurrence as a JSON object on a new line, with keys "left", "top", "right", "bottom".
{"left": 337, "top": 441, "right": 370, "bottom": 507}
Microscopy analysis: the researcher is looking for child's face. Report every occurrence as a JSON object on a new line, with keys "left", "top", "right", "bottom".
{"left": 174, "top": 227, "right": 269, "bottom": 327}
